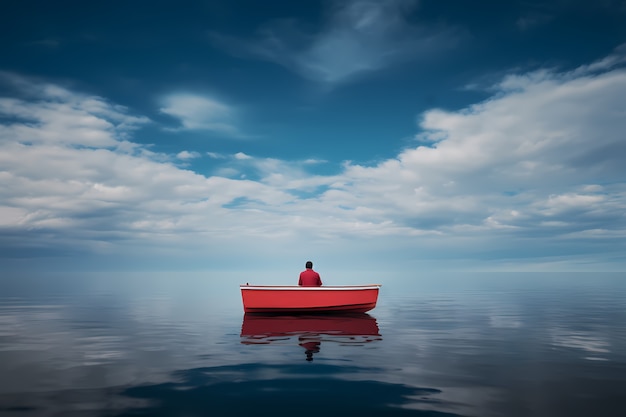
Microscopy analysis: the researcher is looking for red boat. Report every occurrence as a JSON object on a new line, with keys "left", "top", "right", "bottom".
{"left": 240, "top": 284, "right": 381, "bottom": 313}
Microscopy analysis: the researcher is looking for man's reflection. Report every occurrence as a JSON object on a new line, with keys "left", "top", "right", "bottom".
{"left": 298, "top": 335, "right": 321, "bottom": 361}
{"left": 241, "top": 313, "right": 382, "bottom": 361}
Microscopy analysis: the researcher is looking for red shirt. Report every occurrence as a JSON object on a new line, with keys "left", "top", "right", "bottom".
{"left": 299, "top": 269, "right": 322, "bottom": 287}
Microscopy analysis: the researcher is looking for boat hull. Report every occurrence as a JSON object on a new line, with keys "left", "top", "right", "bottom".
{"left": 240, "top": 285, "right": 381, "bottom": 313}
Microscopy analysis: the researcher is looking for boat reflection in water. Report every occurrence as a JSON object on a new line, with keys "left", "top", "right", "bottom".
{"left": 241, "top": 313, "right": 382, "bottom": 361}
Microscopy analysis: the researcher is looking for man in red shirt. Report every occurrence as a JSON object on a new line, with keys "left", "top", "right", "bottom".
{"left": 298, "top": 261, "right": 322, "bottom": 286}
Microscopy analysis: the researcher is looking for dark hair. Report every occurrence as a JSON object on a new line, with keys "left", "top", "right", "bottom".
{"left": 305, "top": 261, "right": 313, "bottom": 269}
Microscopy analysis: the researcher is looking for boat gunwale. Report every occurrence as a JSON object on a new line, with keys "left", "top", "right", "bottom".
{"left": 240, "top": 284, "right": 381, "bottom": 291}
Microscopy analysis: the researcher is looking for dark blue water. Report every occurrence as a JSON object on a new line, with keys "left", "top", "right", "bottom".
{"left": 1, "top": 272, "right": 625, "bottom": 417}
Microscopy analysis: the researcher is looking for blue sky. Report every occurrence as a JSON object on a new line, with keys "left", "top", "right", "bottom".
{"left": 1, "top": 0, "right": 626, "bottom": 274}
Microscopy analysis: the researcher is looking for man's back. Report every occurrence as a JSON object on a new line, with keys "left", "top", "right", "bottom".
{"left": 299, "top": 268, "right": 322, "bottom": 287}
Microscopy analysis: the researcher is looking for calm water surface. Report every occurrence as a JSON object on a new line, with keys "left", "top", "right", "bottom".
{"left": 1, "top": 272, "right": 625, "bottom": 417}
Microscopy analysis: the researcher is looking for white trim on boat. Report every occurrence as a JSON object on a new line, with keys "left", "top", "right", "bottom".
{"left": 240, "top": 285, "right": 381, "bottom": 291}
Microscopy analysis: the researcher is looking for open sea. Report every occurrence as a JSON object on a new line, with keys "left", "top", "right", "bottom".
{"left": 1, "top": 272, "right": 625, "bottom": 417}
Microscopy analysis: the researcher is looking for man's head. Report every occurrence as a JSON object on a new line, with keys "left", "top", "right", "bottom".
{"left": 305, "top": 261, "right": 313, "bottom": 269}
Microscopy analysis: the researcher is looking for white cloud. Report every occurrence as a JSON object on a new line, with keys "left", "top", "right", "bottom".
{"left": 159, "top": 93, "right": 240, "bottom": 135}
{"left": 207, "top": 152, "right": 226, "bottom": 159}
{"left": 177, "top": 150, "right": 201, "bottom": 160}
{"left": 234, "top": 152, "right": 252, "bottom": 160}
{"left": 210, "top": 0, "right": 461, "bottom": 85}
{"left": 1, "top": 51, "right": 626, "bottom": 271}
{"left": 327, "top": 55, "right": 626, "bottom": 242}
{"left": 0, "top": 78, "right": 147, "bottom": 148}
